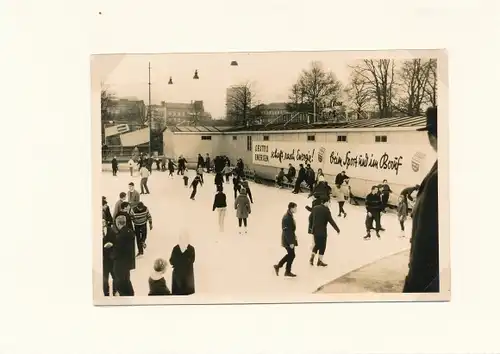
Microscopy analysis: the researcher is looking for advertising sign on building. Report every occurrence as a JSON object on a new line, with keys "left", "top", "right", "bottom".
{"left": 252, "top": 141, "right": 436, "bottom": 186}
{"left": 105, "top": 124, "right": 130, "bottom": 137}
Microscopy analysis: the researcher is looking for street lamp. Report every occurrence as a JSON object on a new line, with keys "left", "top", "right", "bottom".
{"left": 230, "top": 60, "right": 238, "bottom": 66}
{"left": 193, "top": 70, "right": 199, "bottom": 80}
{"left": 168, "top": 76, "right": 173, "bottom": 85}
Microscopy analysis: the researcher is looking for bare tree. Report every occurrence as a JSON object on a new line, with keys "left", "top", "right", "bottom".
{"left": 288, "top": 61, "right": 343, "bottom": 118}
{"left": 226, "top": 82, "right": 256, "bottom": 126}
{"left": 425, "top": 59, "right": 438, "bottom": 107}
{"left": 100, "top": 85, "right": 115, "bottom": 122}
{"left": 349, "top": 59, "right": 396, "bottom": 118}
{"left": 394, "top": 59, "right": 434, "bottom": 116}
{"left": 345, "top": 71, "right": 373, "bottom": 119}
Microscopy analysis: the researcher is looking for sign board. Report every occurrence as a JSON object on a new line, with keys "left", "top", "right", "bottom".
{"left": 104, "top": 124, "right": 130, "bottom": 137}
{"left": 120, "top": 128, "right": 150, "bottom": 147}
{"left": 252, "top": 141, "right": 436, "bottom": 186}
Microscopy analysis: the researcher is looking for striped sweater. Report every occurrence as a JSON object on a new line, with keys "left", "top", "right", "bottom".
{"left": 130, "top": 206, "right": 152, "bottom": 227}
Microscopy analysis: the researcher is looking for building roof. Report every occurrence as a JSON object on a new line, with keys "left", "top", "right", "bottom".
{"left": 224, "top": 115, "right": 427, "bottom": 132}
{"left": 166, "top": 116, "right": 427, "bottom": 133}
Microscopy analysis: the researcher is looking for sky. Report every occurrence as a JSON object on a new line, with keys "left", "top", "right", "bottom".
{"left": 93, "top": 50, "right": 431, "bottom": 119}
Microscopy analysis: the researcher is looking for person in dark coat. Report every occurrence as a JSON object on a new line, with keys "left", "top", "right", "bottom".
{"left": 205, "top": 153, "right": 211, "bottom": 172}
{"left": 305, "top": 164, "right": 316, "bottom": 192}
{"left": 276, "top": 168, "right": 285, "bottom": 188}
{"left": 161, "top": 155, "right": 167, "bottom": 171}
{"left": 310, "top": 175, "right": 331, "bottom": 199}
{"left": 292, "top": 164, "right": 306, "bottom": 194}
{"left": 213, "top": 185, "right": 227, "bottom": 232}
{"left": 197, "top": 154, "right": 204, "bottom": 169}
{"left": 273, "top": 202, "right": 298, "bottom": 277}
{"left": 169, "top": 231, "right": 195, "bottom": 295}
{"left": 190, "top": 174, "right": 203, "bottom": 200}
{"left": 286, "top": 164, "right": 296, "bottom": 182}
{"left": 115, "top": 202, "right": 134, "bottom": 230}
{"left": 400, "top": 184, "right": 420, "bottom": 209}
{"left": 378, "top": 179, "right": 393, "bottom": 211}
{"left": 177, "top": 155, "right": 187, "bottom": 175}
{"left": 334, "top": 171, "right": 349, "bottom": 188}
{"left": 102, "top": 197, "right": 113, "bottom": 227}
{"left": 112, "top": 215, "right": 136, "bottom": 296}
{"left": 214, "top": 172, "right": 224, "bottom": 191}
{"left": 364, "top": 186, "right": 383, "bottom": 240}
{"left": 310, "top": 199, "right": 340, "bottom": 266}
{"left": 232, "top": 174, "right": 242, "bottom": 198}
{"left": 111, "top": 156, "right": 118, "bottom": 176}
{"left": 404, "top": 106, "right": 439, "bottom": 293}
{"left": 148, "top": 258, "right": 171, "bottom": 296}
{"left": 102, "top": 218, "right": 117, "bottom": 296}
{"left": 167, "top": 159, "right": 175, "bottom": 177}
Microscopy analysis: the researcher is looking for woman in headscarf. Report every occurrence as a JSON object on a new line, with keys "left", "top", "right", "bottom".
{"left": 234, "top": 187, "right": 251, "bottom": 235}
{"left": 169, "top": 229, "right": 195, "bottom": 295}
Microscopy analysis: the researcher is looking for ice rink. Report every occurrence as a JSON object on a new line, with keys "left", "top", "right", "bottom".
{"left": 97, "top": 168, "right": 412, "bottom": 298}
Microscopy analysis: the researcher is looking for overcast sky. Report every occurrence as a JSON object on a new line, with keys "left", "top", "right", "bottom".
{"left": 94, "top": 50, "right": 430, "bottom": 118}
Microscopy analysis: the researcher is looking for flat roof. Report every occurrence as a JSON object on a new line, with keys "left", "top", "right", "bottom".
{"left": 166, "top": 116, "right": 427, "bottom": 133}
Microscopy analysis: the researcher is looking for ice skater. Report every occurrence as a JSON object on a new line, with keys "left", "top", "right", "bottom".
{"left": 139, "top": 164, "right": 151, "bottom": 195}
{"left": 336, "top": 179, "right": 349, "bottom": 218}
{"left": 130, "top": 201, "right": 153, "bottom": 257}
{"left": 183, "top": 175, "right": 189, "bottom": 188}
{"left": 222, "top": 163, "right": 232, "bottom": 183}
{"left": 233, "top": 174, "right": 242, "bottom": 198}
{"left": 273, "top": 202, "right": 298, "bottom": 277}
{"left": 364, "top": 186, "right": 383, "bottom": 240}
{"left": 240, "top": 177, "right": 253, "bottom": 203}
{"left": 212, "top": 185, "right": 227, "bottom": 232}
{"left": 168, "top": 159, "right": 175, "bottom": 178}
{"left": 196, "top": 165, "right": 204, "bottom": 184}
{"left": 190, "top": 174, "right": 203, "bottom": 200}
{"left": 234, "top": 187, "right": 251, "bottom": 235}
{"left": 397, "top": 195, "right": 408, "bottom": 237}
{"left": 111, "top": 156, "right": 118, "bottom": 176}
{"left": 214, "top": 172, "right": 224, "bottom": 191}
{"left": 309, "top": 198, "right": 340, "bottom": 267}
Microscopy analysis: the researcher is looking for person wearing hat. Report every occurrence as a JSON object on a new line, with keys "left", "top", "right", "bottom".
{"left": 148, "top": 258, "right": 171, "bottom": 296}
{"left": 403, "top": 107, "right": 439, "bottom": 293}
{"left": 273, "top": 202, "right": 299, "bottom": 277}
{"left": 102, "top": 197, "right": 113, "bottom": 227}
{"left": 234, "top": 187, "right": 251, "bottom": 235}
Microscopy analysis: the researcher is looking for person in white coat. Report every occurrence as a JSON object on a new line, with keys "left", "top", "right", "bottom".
{"left": 128, "top": 158, "right": 135, "bottom": 176}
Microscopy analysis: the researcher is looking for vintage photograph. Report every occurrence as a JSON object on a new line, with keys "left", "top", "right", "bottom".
{"left": 91, "top": 49, "right": 449, "bottom": 305}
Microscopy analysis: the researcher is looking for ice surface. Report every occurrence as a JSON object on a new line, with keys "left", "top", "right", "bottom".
{"left": 97, "top": 169, "right": 411, "bottom": 298}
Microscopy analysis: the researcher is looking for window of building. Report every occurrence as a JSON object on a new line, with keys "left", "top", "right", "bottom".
{"left": 337, "top": 135, "right": 347, "bottom": 142}
{"left": 232, "top": 136, "right": 237, "bottom": 140}
{"left": 263, "top": 135, "right": 269, "bottom": 141}
{"left": 201, "top": 135, "right": 212, "bottom": 140}
{"left": 246, "top": 135, "right": 252, "bottom": 151}
{"left": 307, "top": 135, "right": 315, "bottom": 141}
{"left": 375, "top": 135, "right": 388, "bottom": 143}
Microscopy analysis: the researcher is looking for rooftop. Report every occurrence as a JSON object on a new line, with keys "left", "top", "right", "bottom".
{"left": 166, "top": 116, "right": 427, "bottom": 133}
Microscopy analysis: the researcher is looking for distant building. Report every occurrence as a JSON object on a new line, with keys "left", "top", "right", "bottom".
{"left": 107, "top": 98, "right": 146, "bottom": 126}
{"left": 163, "top": 101, "right": 210, "bottom": 124}
{"left": 257, "top": 102, "right": 288, "bottom": 122}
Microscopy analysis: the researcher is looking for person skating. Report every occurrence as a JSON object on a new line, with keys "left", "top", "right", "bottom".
{"left": 148, "top": 258, "right": 171, "bottom": 296}
{"left": 397, "top": 195, "right": 408, "bottom": 237}
{"left": 403, "top": 106, "right": 439, "bottom": 293}
{"left": 167, "top": 159, "right": 175, "bottom": 178}
{"left": 205, "top": 153, "right": 211, "bottom": 173}
{"left": 183, "top": 175, "right": 189, "bottom": 188}
{"left": 400, "top": 184, "right": 420, "bottom": 211}
{"left": 127, "top": 157, "right": 135, "bottom": 176}
{"left": 222, "top": 163, "right": 232, "bottom": 183}
{"left": 232, "top": 174, "right": 242, "bottom": 198}
{"left": 310, "top": 175, "right": 331, "bottom": 198}
{"left": 177, "top": 155, "right": 187, "bottom": 175}
{"left": 130, "top": 201, "right": 153, "bottom": 257}
{"left": 305, "top": 164, "right": 316, "bottom": 192}
{"left": 334, "top": 171, "right": 349, "bottom": 188}
{"left": 113, "top": 215, "right": 136, "bottom": 296}
{"left": 234, "top": 187, "right": 251, "bottom": 235}
{"left": 102, "top": 218, "right": 117, "bottom": 296}
{"left": 196, "top": 165, "right": 204, "bottom": 184}
{"left": 292, "top": 164, "right": 306, "bottom": 194}
{"left": 336, "top": 179, "right": 349, "bottom": 218}
{"left": 273, "top": 202, "right": 298, "bottom": 277}
{"left": 169, "top": 230, "right": 196, "bottom": 295}
{"left": 113, "top": 192, "right": 127, "bottom": 219}
{"left": 214, "top": 172, "right": 224, "bottom": 191}
{"left": 310, "top": 198, "right": 340, "bottom": 266}
{"left": 161, "top": 155, "right": 167, "bottom": 172}
{"left": 240, "top": 177, "right": 253, "bottom": 203}
{"left": 155, "top": 157, "right": 161, "bottom": 171}
{"left": 147, "top": 155, "right": 154, "bottom": 173}
{"left": 364, "top": 186, "right": 383, "bottom": 240}
{"left": 315, "top": 168, "right": 325, "bottom": 183}
{"left": 139, "top": 164, "right": 151, "bottom": 195}
{"left": 190, "top": 174, "right": 203, "bottom": 200}
{"left": 197, "top": 153, "right": 204, "bottom": 169}
{"left": 378, "top": 179, "right": 393, "bottom": 212}
{"left": 127, "top": 182, "right": 140, "bottom": 209}
{"left": 285, "top": 163, "right": 296, "bottom": 183}
{"left": 276, "top": 168, "right": 285, "bottom": 188}
{"left": 212, "top": 185, "right": 227, "bottom": 232}
{"left": 111, "top": 156, "right": 118, "bottom": 176}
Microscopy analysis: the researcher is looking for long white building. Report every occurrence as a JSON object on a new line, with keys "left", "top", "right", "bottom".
{"left": 162, "top": 116, "right": 437, "bottom": 204}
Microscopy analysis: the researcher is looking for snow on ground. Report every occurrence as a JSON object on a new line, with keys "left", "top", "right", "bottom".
{"left": 97, "top": 169, "right": 411, "bottom": 298}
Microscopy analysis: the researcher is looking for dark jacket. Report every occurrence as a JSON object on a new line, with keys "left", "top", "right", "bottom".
{"left": 214, "top": 173, "right": 224, "bottom": 185}
{"left": 281, "top": 211, "right": 298, "bottom": 247}
{"left": 148, "top": 276, "right": 171, "bottom": 296}
{"left": 306, "top": 197, "right": 326, "bottom": 233}
{"left": 102, "top": 225, "right": 117, "bottom": 264}
{"left": 311, "top": 204, "right": 340, "bottom": 236}
{"left": 401, "top": 186, "right": 419, "bottom": 201}
{"left": 365, "top": 192, "right": 383, "bottom": 213}
{"left": 170, "top": 244, "right": 196, "bottom": 295}
{"left": 197, "top": 155, "right": 204, "bottom": 167}
{"left": 403, "top": 161, "right": 439, "bottom": 293}
{"left": 111, "top": 158, "right": 118, "bottom": 168}
{"left": 213, "top": 192, "right": 227, "bottom": 210}
{"left": 287, "top": 166, "right": 296, "bottom": 178}
{"left": 378, "top": 183, "right": 392, "bottom": 194}
{"left": 297, "top": 167, "right": 306, "bottom": 181}
{"left": 102, "top": 205, "right": 113, "bottom": 226}
{"left": 335, "top": 173, "right": 349, "bottom": 186}
{"left": 190, "top": 176, "right": 203, "bottom": 188}
{"left": 313, "top": 181, "right": 331, "bottom": 198}
{"left": 306, "top": 168, "right": 315, "bottom": 184}
{"left": 168, "top": 160, "right": 175, "bottom": 171}
{"left": 113, "top": 226, "right": 136, "bottom": 275}
{"left": 115, "top": 210, "right": 134, "bottom": 230}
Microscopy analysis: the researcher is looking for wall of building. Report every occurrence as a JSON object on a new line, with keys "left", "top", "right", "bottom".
{"left": 163, "top": 128, "right": 436, "bottom": 204}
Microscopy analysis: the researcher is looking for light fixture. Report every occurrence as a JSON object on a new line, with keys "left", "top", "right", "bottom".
{"left": 168, "top": 76, "right": 173, "bottom": 85}
{"left": 193, "top": 70, "right": 199, "bottom": 80}
{"left": 230, "top": 60, "right": 238, "bottom": 66}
